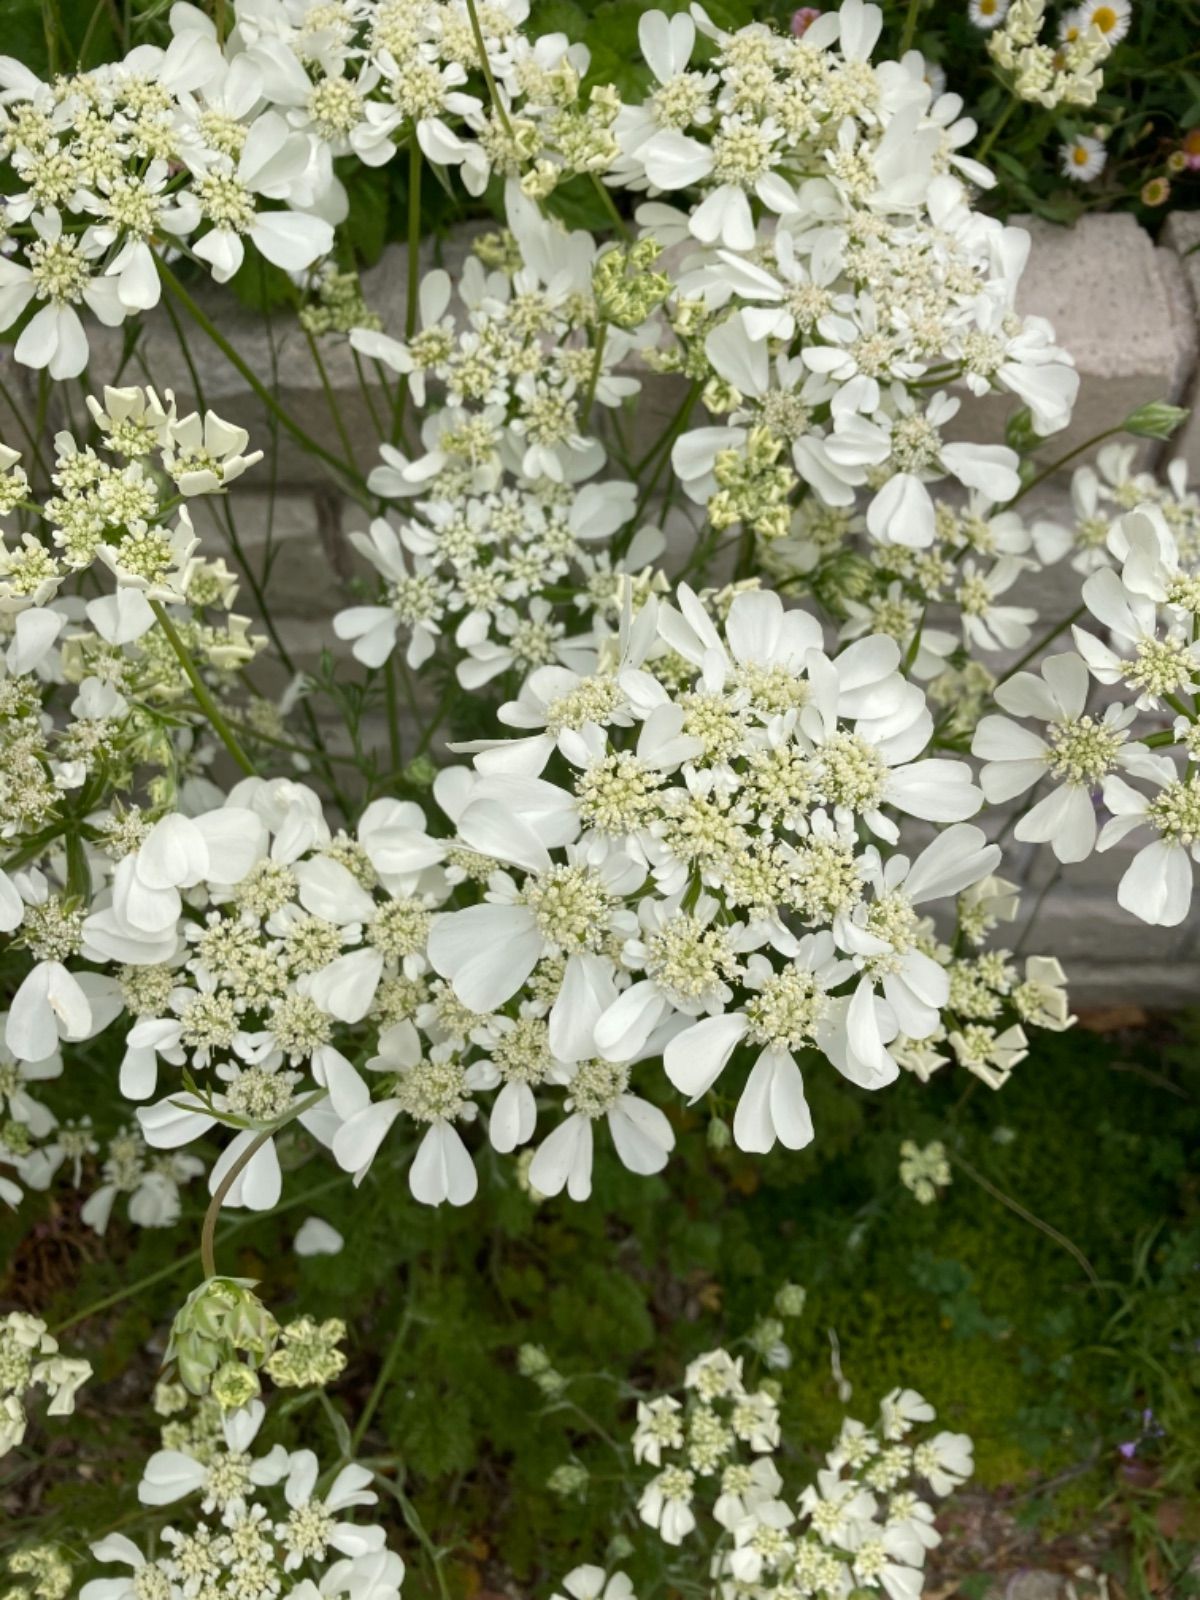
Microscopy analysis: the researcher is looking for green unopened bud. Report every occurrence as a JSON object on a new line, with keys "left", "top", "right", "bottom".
{"left": 165, "top": 1277, "right": 279, "bottom": 1397}
{"left": 210, "top": 1361, "right": 261, "bottom": 1412}
{"left": 775, "top": 1282, "right": 807, "bottom": 1319}
{"left": 707, "top": 1115, "right": 732, "bottom": 1151}
{"left": 403, "top": 755, "right": 437, "bottom": 789}
{"left": 517, "top": 1343, "right": 552, "bottom": 1377}
{"left": 1123, "top": 400, "right": 1189, "bottom": 440}
{"left": 1004, "top": 406, "right": 1037, "bottom": 455}
{"left": 607, "top": 1534, "right": 634, "bottom": 1563}
{"left": 546, "top": 1461, "right": 589, "bottom": 1499}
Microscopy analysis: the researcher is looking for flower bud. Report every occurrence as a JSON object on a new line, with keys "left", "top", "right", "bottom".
{"left": 1122, "top": 401, "right": 1189, "bottom": 440}
{"left": 165, "top": 1277, "right": 279, "bottom": 1397}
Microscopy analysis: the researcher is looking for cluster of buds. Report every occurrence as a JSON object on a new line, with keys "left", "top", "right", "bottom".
{"left": 164, "top": 1277, "right": 280, "bottom": 1407}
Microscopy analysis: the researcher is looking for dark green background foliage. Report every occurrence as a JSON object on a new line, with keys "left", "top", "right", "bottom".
{"left": 3, "top": 1014, "right": 1197, "bottom": 1590}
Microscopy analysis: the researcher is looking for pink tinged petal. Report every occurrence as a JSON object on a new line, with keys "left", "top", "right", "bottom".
{"left": 410, "top": 1121, "right": 477, "bottom": 1207}
{"left": 663, "top": 1012, "right": 749, "bottom": 1100}
{"left": 1118, "top": 839, "right": 1193, "bottom": 927}
{"left": 529, "top": 1114, "right": 592, "bottom": 1200}
{"left": 608, "top": 1095, "right": 674, "bottom": 1174}
{"left": 427, "top": 903, "right": 541, "bottom": 1012}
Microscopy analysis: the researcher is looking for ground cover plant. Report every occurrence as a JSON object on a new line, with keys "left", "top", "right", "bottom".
{"left": 0, "top": 0, "right": 1197, "bottom": 1593}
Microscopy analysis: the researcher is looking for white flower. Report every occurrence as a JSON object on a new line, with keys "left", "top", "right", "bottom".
{"left": 527, "top": 1054, "right": 675, "bottom": 1202}
{"left": 0, "top": 210, "right": 125, "bottom": 378}
{"left": 1060, "top": 134, "right": 1106, "bottom": 180}
{"left": 1098, "top": 757, "right": 1200, "bottom": 927}
{"left": 973, "top": 651, "right": 1144, "bottom": 861}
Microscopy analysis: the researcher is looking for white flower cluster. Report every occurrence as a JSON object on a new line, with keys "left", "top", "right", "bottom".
{"left": 82, "top": 1397, "right": 405, "bottom": 1600}
{"left": 633, "top": 1350, "right": 972, "bottom": 1599}
{"left": 0, "top": 1312, "right": 92, "bottom": 1457}
{"left": 419, "top": 579, "right": 1072, "bottom": 1192}
{"left": 974, "top": 490, "right": 1200, "bottom": 927}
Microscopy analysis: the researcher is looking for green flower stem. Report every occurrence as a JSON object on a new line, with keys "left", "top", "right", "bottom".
{"left": 199, "top": 1091, "right": 326, "bottom": 1279}
{"left": 52, "top": 1170, "right": 350, "bottom": 1334}
{"left": 465, "top": 0, "right": 513, "bottom": 138}
{"left": 157, "top": 260, "right": 371, "bottom": 502}
{"left": 975, "top": 93, "right": 1018, "bottom": 164}
{"left": 391, "top": 131, "right": 424, "bottom": 447}
{"left": 580, "top": 322, "right": 608, "bottom": 430}
{"left": 304, "top": 326, "right": 361, "bottom": 474}
{"left": 1002, "top": 601, "right": 1087, "bottom": 680}
{"left": 149, "top": 599, "right": 257, "bottom": 777}
{"left": 898, "top": 0, "right": 923, "bottom": 56}
{"left": 1009, "top": 424, "right": 1126, "bottom": 506}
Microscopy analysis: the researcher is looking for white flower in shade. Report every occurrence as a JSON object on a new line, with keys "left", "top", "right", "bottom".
{"left": 138, "top": 1398, "right": 289, "bottom": 1511}
{"left": 527, "top": 1054, "right": 675, "bottom": 1202}
{"left": 913, "top": 1429, "right": 974, "bottom": 1495}
{"left": 714, "top": 1454, "right": 785, "bottom": 1531}
{"left": 1060, "top": 134, "right": 1106, "bottom": 181}
{"left": 632, "top": 1395, "right": 685, "bottom": 1466}
{"left": 973, "top": 651, "right": 1143, "bottom": 862}
{"left": 294, "top": 1216, "right": 345, "bottom": 1255}
{"left": 551, "top": 1566, "right": 635, "bottom": 1600}
{"left": 638, "top": 1464, "right": 697, "bottom": 1545}
{"left": 277, "top": 1452, "right": 381, "bottom": 1569}
{"left": 1098, "top": 757, "right": 1200, "bottom": 927}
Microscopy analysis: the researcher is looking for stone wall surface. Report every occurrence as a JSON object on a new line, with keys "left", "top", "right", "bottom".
{"left": 4, "top": 212, "right": 1200, "bottom": 1003}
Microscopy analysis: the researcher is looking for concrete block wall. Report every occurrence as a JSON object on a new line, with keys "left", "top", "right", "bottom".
{"left": 4, "top": 213, "right": 1200, "bottom": 1003}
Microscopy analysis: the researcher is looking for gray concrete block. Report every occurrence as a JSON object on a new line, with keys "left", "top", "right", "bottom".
{"left": 946, "top": 214, "right": 1187, "bottom": 473}
{"left": 1162, "top": 210, "right": 1200, "bottom": 475}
